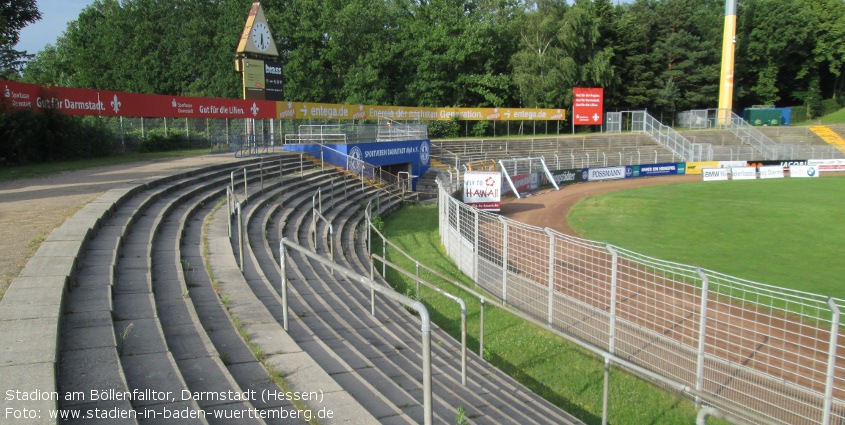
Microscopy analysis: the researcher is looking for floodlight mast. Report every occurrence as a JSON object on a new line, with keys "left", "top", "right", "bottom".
{"left": 717, "top": 0, "right": 737, "bottom": 126}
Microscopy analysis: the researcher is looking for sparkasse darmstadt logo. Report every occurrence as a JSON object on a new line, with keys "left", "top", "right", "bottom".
{"left": 110, "top": 95, "right": 121, "bottom": 113}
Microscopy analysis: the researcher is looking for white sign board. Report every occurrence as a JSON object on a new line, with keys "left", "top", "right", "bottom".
{"left": 730, "top": 166, "right": 757, "bottom": 180}
{"left": 702, "top": 168, "right": 728, "bottom": 181}
{"left": 758, "top": 165, "right": 785, "bottom": 179}
{"left": 808, "top": 159, "right": 845, "bottom": 172}
{"left": 789, "top": 165, "right": 821, "bottom": 178}
{"left": 463, "top": 171, "right": 501, "bottom": 211}
{"left": 585, "top": 166, "right": 627, "bottom": 181}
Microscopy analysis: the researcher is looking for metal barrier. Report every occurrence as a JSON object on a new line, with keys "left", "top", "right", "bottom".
{"left": 436, "top": 175, "right": 841, "bottom": 425}
{"left": 278, "top": 238, "right": 433, "bottom": 425}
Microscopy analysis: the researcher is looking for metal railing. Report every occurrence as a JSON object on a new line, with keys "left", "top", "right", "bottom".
{"left": 278, "top": 238, "right": 433, "bottom": 425}
{"left": 283, "top": 121, "right": 428, "bottom": 144}
{"left": 436, "top": 175, "right": 845, "bottom": 425}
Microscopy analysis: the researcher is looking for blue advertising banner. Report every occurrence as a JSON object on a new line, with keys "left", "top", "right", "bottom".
{"left": 630, "top": 162, "right": 686, "bottom": 178}
{"left": 284, "top": 140, "right": 431, "bottom": 189}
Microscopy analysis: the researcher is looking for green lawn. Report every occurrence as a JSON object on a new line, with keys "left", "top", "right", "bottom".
{"left": 567, "top": 177, "right": 845, "bottom": 298}
{"left": 381, "top": 204, "right": 714, "bottom": 425}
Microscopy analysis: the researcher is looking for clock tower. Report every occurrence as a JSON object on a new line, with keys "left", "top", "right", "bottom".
{"left": 235, "top": 2, "right": 282, "bottom": 100}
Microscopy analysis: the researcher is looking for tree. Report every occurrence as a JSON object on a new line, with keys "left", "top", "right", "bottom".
{"left": 510, "top": 1, "right": 569, "bottom": 107}
{"left": 0, "top": 0, "right": 41, "bottom": 79}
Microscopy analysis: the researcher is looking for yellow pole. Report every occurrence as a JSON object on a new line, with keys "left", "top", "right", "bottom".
{"left": 717, "top": 0, "right": 737, "bottom": 126}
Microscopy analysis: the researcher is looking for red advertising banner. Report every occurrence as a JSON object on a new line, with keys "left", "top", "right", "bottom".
{"left": 572, "top": 87, "right": 604, "bottom": 125}
{"left": 2, "top": 80, "right": 277, "bottom": 119}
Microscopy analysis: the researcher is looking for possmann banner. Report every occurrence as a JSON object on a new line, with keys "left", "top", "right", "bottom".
{"left": 2, "top": 80, "right": 566, "bottom": 121}
{"left": 583, "top": 166, "right": 627, "bottom": 182}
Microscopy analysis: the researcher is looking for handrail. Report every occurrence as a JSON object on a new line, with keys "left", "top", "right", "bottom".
{"left": 371, "top": 253, "right": 468, "bottom": 385}
{"left": 279, "top": 238, "right": 433, "bottom": 425}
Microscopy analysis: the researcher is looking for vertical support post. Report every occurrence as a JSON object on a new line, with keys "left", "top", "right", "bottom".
{"left": 415, "top": 261, "right": 421, "bottom": 296}
{"left": 230, "top": 171, "right": 235, "bottom": 198}
{"left": 479, "top": 298, "right": 485, "bottom": 358}
{"left": 602, "top": 357, "right": 611, "bottom": 425}
{"left": 260, "top": 158, "right": 264, "bottom": 194}
{"left": 279, "top": 158, "right": 283, "bottom": 182}
{"left": 460, "top": 301, "right": 467, "bottom": 386}
{"left": 226, "top": 188, "right": 231, "bottom": 238}
{"left": 473, "top": 209, "right": 480, "bottom": 282}
{"left": 369, "top": 260, "right": 376, "bottom": 316}
{"left": 300, "top": 153, "right": 304, "bottom": 177}
{"left": 694, "top": 268, "right": 710, "bottom": 407}
{"left": 243, "top": 168, "right": 248, "bottom": 203}
{"left": 499, "top": 217, "right": 508, "bottom": 304}
{"left": 237, "top": 204, "right": 244, "bottom": 272}
{"left": 382, "top": 239, "right": 387, "bottom": 277}
{"left": 421, "top": 318, "right": 432, "bottom": 425}
{"left": 280, "top": 241, "right": 288, "bottom": 331}
{"left": 822, "top": 298, "right": 840, "bottom": 425}
{"left": 545, "top": 228, "right": 556, "bottom": 325}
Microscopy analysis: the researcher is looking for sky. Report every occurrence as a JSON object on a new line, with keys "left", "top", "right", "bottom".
{"left": 15, "top": 0, "right": 94, "bottom": 54}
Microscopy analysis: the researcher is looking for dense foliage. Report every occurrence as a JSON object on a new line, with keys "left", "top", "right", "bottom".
{"left": 14, "top": 0, "right": 845, "bottom": 120}
{"left": 0, "top": 0, "right": 40, "bottom": 78}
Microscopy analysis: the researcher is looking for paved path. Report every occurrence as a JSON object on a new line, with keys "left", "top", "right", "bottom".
{"left": 0, "top": 154, "right": 240, "bottom": 300}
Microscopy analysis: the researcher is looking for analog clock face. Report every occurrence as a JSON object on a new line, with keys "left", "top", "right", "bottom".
{"left": 251, "top": 22, "right": 271, "bottom": 51}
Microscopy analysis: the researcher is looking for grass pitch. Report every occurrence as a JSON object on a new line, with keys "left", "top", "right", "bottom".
{"left": 567, "top": 176, "right": 845, "bottom": 298}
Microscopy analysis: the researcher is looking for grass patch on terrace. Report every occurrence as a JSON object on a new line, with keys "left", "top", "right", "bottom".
{"left": 0, "top": 148, "right": 214, "bottom": 182}
{"left": 567, "top": 176, "right": 845, "bottom": 298}
{"left": 379, "top": 203, "right": 716, "bottom": 425}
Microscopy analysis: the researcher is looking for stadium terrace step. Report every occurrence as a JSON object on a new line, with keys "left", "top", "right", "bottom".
{"left": 232, "top": 168, "right": 581, "bottom": 423}
{"left": 811, "top": 125, "right": 845, "bottom": 155}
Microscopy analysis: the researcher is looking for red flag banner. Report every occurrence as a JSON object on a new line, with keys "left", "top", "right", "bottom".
{"left": 572, "top": 87, "right": 604, "bottom": 125}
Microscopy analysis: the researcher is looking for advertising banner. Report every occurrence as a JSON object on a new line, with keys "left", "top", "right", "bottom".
{"left": 463, "top": 171, "right": 502, "bottom": 211}
{"left": 263, "top": 59, "right": 284, "bottom": 101}
{"left": 242, "top": 58, "right": 266, "bottom": 100}
{"left": 3, "top": 80, "right": 566, "bottom": 122}
{"left": 702, "top": 168, "right": 729, "bottom": 181}
{"left": 546, "top": 169, "right": 583, "bottom": 187}
{"left": 583, "top": 166, "right": 626, "bottom": 182}
{"left": 685, "top": 161, "right": 719, "bottom": 175}
{"left": 808, "top": 159, "right": 845, "bottom": 172}
{"left": 572, "top": 87, "right": 604, "bottom": 125}
{"left": 503, "top": 172, "right": 541, "bottom": 195}
{"left": 789, "top": 165, "right": 821, "bottom": 178}
{"left": 631, "top": 162, "right": 686, "bottom": 178}
{"left": 730, "top": 166, "right": 757, "bottom": 180}
{"left": 758, "top": 165, "right": 785, "bottom": 179}
{"left": 2, "top": 80, "right": 277, "bottom": 119}
{"left": 748, "top": 160, "right": 806, "bottom": 171}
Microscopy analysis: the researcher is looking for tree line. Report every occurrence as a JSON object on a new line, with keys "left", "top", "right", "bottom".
{"left": 9, "top": 0, "right": 845, "bottom": 122}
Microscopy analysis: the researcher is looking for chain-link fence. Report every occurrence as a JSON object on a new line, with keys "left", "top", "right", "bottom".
{"left": 437, "top": 177, "right": 845, "bottom": 425}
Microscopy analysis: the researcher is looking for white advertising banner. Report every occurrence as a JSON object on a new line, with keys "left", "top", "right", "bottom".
{"left": 585, "top": 166, "right": 627, "bottom": 181}
{"left": 719, "top": 161, "right": 748, "bottom": 169}
{"left": 702, "top": 168, "right": 729, "bottom": 181}
{"left": 789, "top": 165, "right": 821, "bottom": 178}
{"left": 730, "top": 166, "right": 757, "bottom": 180}
{"left": 758, "top": 165, "right": 785, "bottom": 179}
{"left": 463, "top": 171, "right": 501, "bottom": 211}
{"left": 808, "top": 159, "right": 845, "bottom": 172}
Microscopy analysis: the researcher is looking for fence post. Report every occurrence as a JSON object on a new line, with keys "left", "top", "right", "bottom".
{"left": 479, "top": 297, "right": 485, "bottom": 358}
{"left": 603, "top": 245, "right": 619, "bottom": 425}
{"left": 226, "top": 188, "right": 231, "bottom": 238}
{"left": 499, "top": 216, "right": 508, "bottom": 304}
{"left": 280, "top": 241, "right": 288, "bottom": 331}
{"left": 369, "top": 260, "right": 376, "bottom": 316}
{"left": 473, "top": 209, "right": 480, "bottom": 282}
{"left": 260, "top": 158, "right": 264, "bottom": 194}
{"left": 823, "top": 298, "right": 841, "bottom": 425}
{"left": 545, "top": 228, "right": 556, "bottom": 326}
{"left": 694, "top": 268, "right": 710, "bottom": 407}
{"left": 237, "top": 204, "right": 244, "bottom": 272}
{"left": 243, "top": 168, "right": 248, "bottom": 203}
